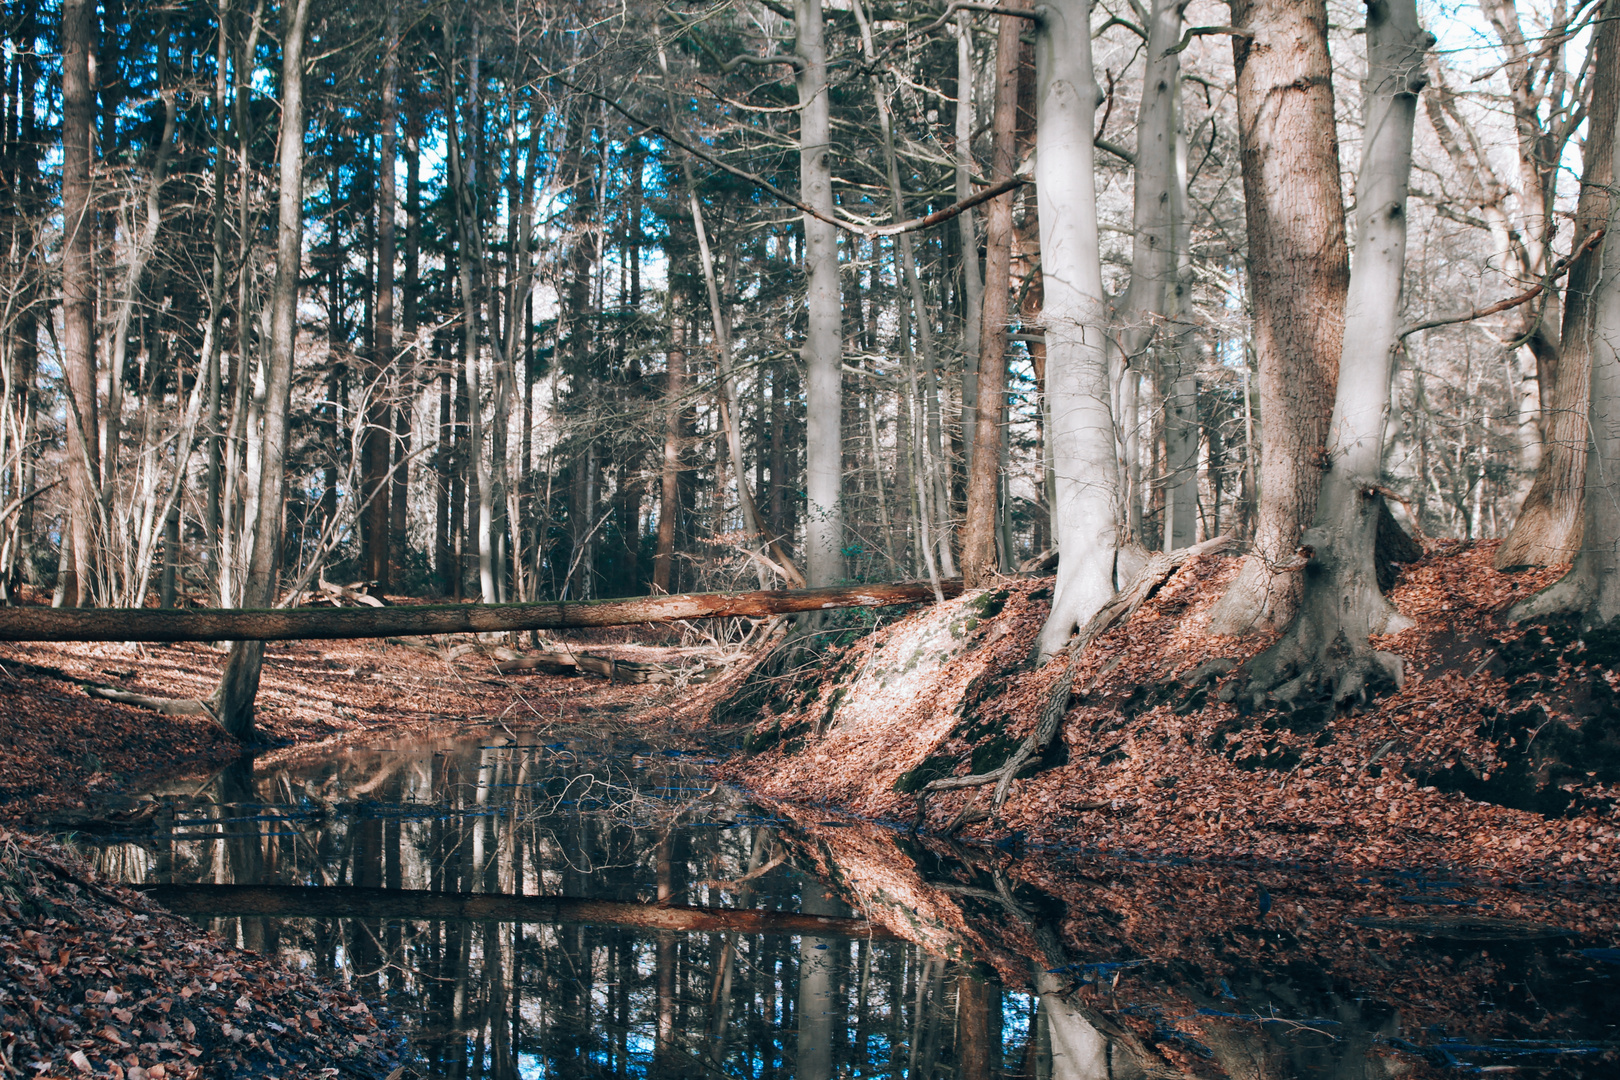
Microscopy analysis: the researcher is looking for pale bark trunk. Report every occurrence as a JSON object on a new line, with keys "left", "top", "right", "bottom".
{"left": 1207, "top": 0, "right": 1349, "bottom": 635}
{"left": 1245, "top": 0, "right": 1430, "bottom": 706}
{"left": 1033, "top": 0, "right": 1118, "bottom": 661}
{"left": 1511, "top": 52, "right": 1620, "bottom": 625}
{"left": 956, "top": 13, "right": 984, "bottom": 478}
{"left": 214, "top": 0, "right": 312, "bottom": 739}
{"left": 59, "top": 0, "right": 99, "bottom": 608}
{"left": 961, "top": 7, "right": 1021, "bottom": 587}
{"left": 1495, "top": 4, "right": 1617, "bottom": 568}
{"left": 796, "top": 0, "right": 844, "bottom": 587}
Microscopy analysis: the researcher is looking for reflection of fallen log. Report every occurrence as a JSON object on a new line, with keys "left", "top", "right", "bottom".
{"left": 140, "top": 884, "right": 898, "bottom": 938}
{"left": 494, "top": 650, "right": 728, "bottom": 684}
{"left": 0, "top": 580, "right": 961, "bottom": 643}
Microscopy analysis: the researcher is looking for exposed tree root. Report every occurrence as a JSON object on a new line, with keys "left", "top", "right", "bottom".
{"left": 84, "top": 685, "right": 215, "bottom": 717}
{"left": 916, "top": 535, "right": 1232, "bottom": 832}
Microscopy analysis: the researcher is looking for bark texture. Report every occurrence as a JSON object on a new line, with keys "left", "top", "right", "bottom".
{"left": 1244, "top": 0, "right": 1430, "bottom": 707}
{"left": 1206, "top": 0, "right": 1349, "bottom": 635}
{"left": 1033, "top": 0, "right": 1118, "bottom": 661}
{"left": 961, "top": 7, "right": 1022, "bottom": 586}
{"left": 1494, "top": 3, "right": 1618, "bottom": 568}
{"left": 796, "top": 0, "right": 844, "bottom": 587}
{"left": 1511, "top": 68, "right": 1620, "bottom": 625}
{"left": 59, "top": 0, "right": 99, "bottom": 608}
{"left": 214, "top": 0, "right": 313, "bottom": 739}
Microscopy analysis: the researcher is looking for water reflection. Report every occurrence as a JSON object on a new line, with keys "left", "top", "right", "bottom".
{"left": 67, "top": 729, "right": 1620, "bottom": 1079}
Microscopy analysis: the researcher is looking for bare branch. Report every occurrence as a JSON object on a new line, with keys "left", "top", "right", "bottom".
{"left": 1398, "top": 228, "right": 1605, "bottom": 340}
{"left": 1163, "top": 24, "right": 1252, "bottom": 57}
{"left": 559, "top": 77, "right": 1027, "bottom": 238}
{"left": 721, "top": 52, "right": 805, "bottom": 74}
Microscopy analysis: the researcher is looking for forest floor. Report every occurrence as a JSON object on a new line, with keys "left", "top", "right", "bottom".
{"left": 3, "top": 539, "right": 1619, "bottom": 1075}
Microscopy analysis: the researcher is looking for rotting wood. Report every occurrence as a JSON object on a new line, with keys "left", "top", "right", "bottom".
{"left": 84, "top": 685, "right": 214, "bottom": 717}
{"left": 0, "top": 579, "right": 962, "bottom": 643}
{"left": 918, "top": 535, "right": 1232, "bottom": 832}
{"left": 139, "top": 883, "right": 898, "bottom": 939}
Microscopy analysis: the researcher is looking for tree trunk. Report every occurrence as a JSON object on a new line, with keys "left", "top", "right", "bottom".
{"left": 0, "top": 580, "right": 963, "bottom": 643}
{"left": 961, "top": 7, "right": 1021, "bottom": 587}
{"left": 1206, "top": 0, "right": 1350, "bottom": 635}
{"left": 213, "top": 0, "right": 312, "bottom": 740}
{"left": 796, "top": 0, "right": 844, "bottom": 588}
{"left": 1511, "top": 56, "right": 1620, "bottom": 625}
{"left": 654, "top": 295, "right": 685, "bottom": 595}
{"left": 1033, "top": 0, "right": 1118, "bottom": 661}
{"left": 1494, "top": 3, "right": 1617, "bottom": 568}
{"left": 1243, "top": 0, "right": 1430, "bottom": 707}
{"left": 363, "top": 0, "right": 400, "bottom": 592}
{"left": 956, "top": 12, "right": 985, "bottom": 482}
{"left": 59, "top": 0, "right": 99, "bottom": 609}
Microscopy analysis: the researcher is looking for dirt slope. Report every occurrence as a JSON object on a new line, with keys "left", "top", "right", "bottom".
{"left": 725, "top": 542, "right": 1619, "bottom": 880}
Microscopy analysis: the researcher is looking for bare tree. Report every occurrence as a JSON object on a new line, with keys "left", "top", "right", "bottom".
{"left": 214, "top": 0, "right": 314, "bottom": 739}
{"left": 1244, "top": 0, "right": 1432, "bottom": 704}
{"left": 1034, "top": 0, "right": 1119, "bottom": 660}
{"left": 1205, "top": 0, "right": 1349, "bottom": 635}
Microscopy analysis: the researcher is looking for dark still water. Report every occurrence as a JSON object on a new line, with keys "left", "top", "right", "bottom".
{"left": 68, "top": 727, "right": 1620, "bottom": 1079}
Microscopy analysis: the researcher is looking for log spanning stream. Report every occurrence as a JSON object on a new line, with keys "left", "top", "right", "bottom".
{"left": 63, "top": 728, "right": 1620, "bottom": 1079}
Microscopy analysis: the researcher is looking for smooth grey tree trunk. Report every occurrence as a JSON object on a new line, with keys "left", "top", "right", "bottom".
{"left": 796, "top": 0, "right": 844, "bottom": 588}
{"left": 214, "top": 0, "right": 312, "bottom": 740}
{"left": 1511, "top": 70, "right": 1620, "bottom": 624}
{"left": 956, "top": 13, "right": 984, "bottom": 478}
{"left": 1244, "top": 0, "right": 1431, "bottom": 706}
{"left": 1034, "top": 0, "right": 1118, "bottom": 661}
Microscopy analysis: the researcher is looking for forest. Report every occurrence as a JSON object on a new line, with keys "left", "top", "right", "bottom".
{"left": 3, "top": 2, "right": 1620, "bottom": 1076}
{"left": 1, "top": 0, "right": 1618, "bottom": 714}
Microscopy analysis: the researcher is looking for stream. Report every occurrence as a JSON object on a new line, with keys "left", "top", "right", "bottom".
{"left": 65, "top": 725, "right": 1620, "bottom": 1079}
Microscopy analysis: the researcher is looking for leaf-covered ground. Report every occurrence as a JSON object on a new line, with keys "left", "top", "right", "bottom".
{"left": 725, "top": 541, "right": 1619, "bottom": 882}
{"left": 0, "top": 825, "right": 408, "bottom": 1079}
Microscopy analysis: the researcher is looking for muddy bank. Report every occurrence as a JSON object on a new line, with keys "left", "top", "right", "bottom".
{"left": 721, "top": 542, "right": 1619, "bottom": 880}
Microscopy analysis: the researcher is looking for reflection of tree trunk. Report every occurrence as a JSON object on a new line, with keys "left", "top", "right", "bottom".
{"left": 214, "top": 757, "right": 266, "bottom": 955}
{"left": 798, "top": 880, "right": 843, "bottom": 1080}
{"left": 656, "top": 834, "right": 677, "bottom": 1069}
{"left": 957, "top": 973, "right": 1002, "bottom": 1080}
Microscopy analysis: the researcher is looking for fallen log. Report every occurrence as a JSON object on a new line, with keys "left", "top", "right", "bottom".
{"left": 140, "top": 883, "right": 896, "bottom": 939}
{"left": 0, "top": 579, "right": 962, "bottom": 643}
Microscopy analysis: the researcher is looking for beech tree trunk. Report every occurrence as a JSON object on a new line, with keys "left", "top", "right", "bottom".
{"left": 213, "top": 0, "right": 312, "bottom": 740}
{"left": 1206, "top": 0, "right": 1350, "bottom": 635}
{"left": 59, "top": 0, "right": 99, "bottom": 609}
{"left": 956, "top": 12, "right": 985, "bottom": 478}
{"left": 1511, "top": 63, "right": 1620, "bottom": 625}
{"left": 1494, "top": 4, "right": 1617, "bottom": 569}
{"left": 796, "top": 0, "right": 844, "bottom": 588}
{"left": 0, "top": 580, "right": 963, "bottom": 643}
{"left": 1033, "top": 0, "right": 1118, "bottom": 661}
{"left": 1244, "top": 0, "right": 1430, "bottom": 706}
{"left": 961, "top": 7, "right": 1021, "bottom": 586}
